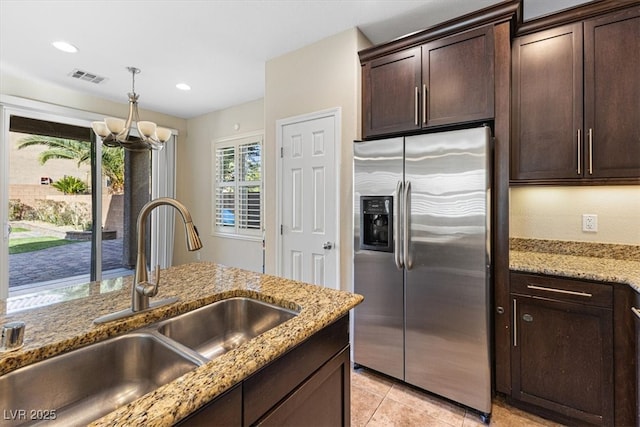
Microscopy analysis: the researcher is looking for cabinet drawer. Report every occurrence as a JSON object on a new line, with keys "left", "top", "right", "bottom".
{"left": 511, "top": 272, "right": 612, "bottom": 308}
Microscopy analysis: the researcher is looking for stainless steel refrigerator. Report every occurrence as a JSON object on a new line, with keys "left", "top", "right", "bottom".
{"left": 353, "top": 126, "right": 492, "bottom": 419}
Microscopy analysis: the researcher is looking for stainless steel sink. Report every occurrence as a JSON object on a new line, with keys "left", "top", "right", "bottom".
{"left": 0, "top": 297, "right": 298, "bottom": 425}
{"left": 0, "top": 332, "right": 202, "bottom": 426}
{"left": 155, "top": 297, "right": 298, "bottom": 359}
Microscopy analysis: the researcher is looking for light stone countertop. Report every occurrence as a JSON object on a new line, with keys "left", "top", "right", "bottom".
{"left": 509, "top": 238, "right": 640, "bottom": 293}
{"left": 0, "top": 262, "right": 364, "bottom": 426}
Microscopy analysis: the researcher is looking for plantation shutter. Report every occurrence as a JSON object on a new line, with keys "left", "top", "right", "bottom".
{"left": 238, "top": 141, "right": 261, "bottom": 231}
{"left": 213, "top": 135, "right": 262, "bottom": 237}
{"left": 215, "top": 146, "right": 235, "bottom": 230}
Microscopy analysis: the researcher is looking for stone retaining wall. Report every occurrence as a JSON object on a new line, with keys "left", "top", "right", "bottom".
{"left": 9, "top": 187, "right": 124, "bottom": 238}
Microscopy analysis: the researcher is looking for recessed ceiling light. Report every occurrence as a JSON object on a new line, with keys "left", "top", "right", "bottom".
{"left": 176, "top": 83, "right": 191, "bottom": 91}
{"left": 52, "top": 41, "right": 78, "bottom": 53}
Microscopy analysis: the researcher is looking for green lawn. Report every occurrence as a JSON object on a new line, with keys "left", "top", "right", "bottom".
{"left": 10, "top": 227, "right": 29, "bottom": 233}
{"left": 9, "top": 237, "right": 81, "bottom": 255}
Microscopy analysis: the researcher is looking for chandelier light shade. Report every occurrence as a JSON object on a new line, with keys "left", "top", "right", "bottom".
{"left": 91, "top": 67, "right": 171, "bottom": 151}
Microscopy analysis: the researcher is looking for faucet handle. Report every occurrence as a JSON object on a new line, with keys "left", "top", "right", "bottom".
{"left": 135, "top": 265, "right": 161, "bottom": 297}
{"left": 148, "top": 265, "right": 161, "bottom": 296}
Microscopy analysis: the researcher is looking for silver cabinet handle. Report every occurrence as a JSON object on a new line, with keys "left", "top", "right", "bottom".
{"left": 422, "top": 84, "right": 427, "bottom": 125}
{"left": 403, "top": 181, "right": 412, "bottom": 270}
{"left": 414, "top": 86, "right": 419, "bottom": 126}
{"left": 632, "top": 307, "right": 640, "bottom": 320}
{"left": 394, "top": 181, "right": 404, "bottom": 270}
{"left": 588, "top": 128, "right": 593, "bottom": 175}
{"left": 526, "top": 284, "right": 592, "bottom": 298}
{"left": 513, "top": 299, "right": 517, "bottom": 347}
{"left": 322, "top": 242, "right": 333, "bottom": 250}
{"left": 577, "top": 129, "right": 581, "bottom": 175}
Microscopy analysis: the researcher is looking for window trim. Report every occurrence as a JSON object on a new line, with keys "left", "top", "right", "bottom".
{"left": 212, "top": 132, "right": 263, "bottom": 241}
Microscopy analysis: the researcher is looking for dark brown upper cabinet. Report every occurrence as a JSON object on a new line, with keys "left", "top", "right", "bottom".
{"left": 511, "top": 23, "right": 583, "bottom": 181}
{"left": 421, "top": 26, "right": 494, "bottom": 129}
{"left": 583, "top": 7, "right": 640, "bottom": 180}
{"left": 361, "top": 25, "right": 495, "bottom": 139}
{"left": 511, "top": 5, "right": 640, "bottom": 184}
{"left": 362, "top": 47, "right": 422, "bottom": 137}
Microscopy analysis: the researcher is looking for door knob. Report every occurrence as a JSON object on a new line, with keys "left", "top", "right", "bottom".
{"left": 323, "top": 242, "right": 333, "bottom": 250}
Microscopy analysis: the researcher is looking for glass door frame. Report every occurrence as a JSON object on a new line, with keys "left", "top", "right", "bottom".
{"left": 0, "top": 95, "right": 177, "bottom": 299}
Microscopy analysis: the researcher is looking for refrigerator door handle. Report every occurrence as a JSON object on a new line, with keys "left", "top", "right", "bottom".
{"left": 403, "top": 180, "right": 413, "bottom": 270}
{"left": 394, "top": 180, "right": 404, "bottom": 270}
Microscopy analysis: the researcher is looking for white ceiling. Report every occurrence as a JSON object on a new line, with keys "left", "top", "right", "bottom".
{"left": 0, "top": 0, "right": 590, "bottom": 119}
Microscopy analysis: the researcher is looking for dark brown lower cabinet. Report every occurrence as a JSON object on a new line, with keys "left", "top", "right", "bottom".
{"left": 634, "top": 290, "right": 640, "bottom": 425}
{"left": 177, "top": 315, "right": 350, "bottom": 426}
{"left": 255, "top": 348, "right": 350, "bottom": 426}
{"left": 178, "top": 384, "right": 243, "bottom": 426}
{"left": 510, "top": 273, "right": 614, "bottom": 425}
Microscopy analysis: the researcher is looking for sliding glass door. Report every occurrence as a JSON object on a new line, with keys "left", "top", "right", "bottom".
{"left": 4, "top": 114, "right": 131, "bottom": 297}
{"left": 1, "top": 98, "right": 176, "bottom": 302}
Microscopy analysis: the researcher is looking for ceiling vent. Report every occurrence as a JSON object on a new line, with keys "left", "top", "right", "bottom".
{"left": 68, "top": 69, "right": 107, "bottom": 84}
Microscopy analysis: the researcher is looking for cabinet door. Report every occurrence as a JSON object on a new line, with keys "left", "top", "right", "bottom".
{"left": 584, "top": 6, "right": 640, "bottom": 179}
{"left": 362, "top": 47, "right": 421, "bottom": 138}
{"left": 176, "top": 384, "right": 242, "bottom": 426}
{"left": 255, "top": 347, "right": 350, "bottom": 426}
{"left": 243, "top": 315, "right": 349, "bottom": 426}
{"left": 634, "top": 292, "right": 640, "bottom": 425}
{"left": 511, "top": 23, "right": 583, "bottom": 181}
{"left": 422, "top": 25, "right": 494, "bottom": 128}
{"left": 512, "top": 294, "right": 614, "bottom": 425}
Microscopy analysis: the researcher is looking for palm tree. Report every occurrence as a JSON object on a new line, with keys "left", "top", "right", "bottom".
{"left": 17, "top": 136, "right": 125, "bottom": 193}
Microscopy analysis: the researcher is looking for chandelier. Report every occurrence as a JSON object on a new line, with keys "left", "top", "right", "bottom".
{"left": 91, "top": 67, "right": 171, "bottom": 151}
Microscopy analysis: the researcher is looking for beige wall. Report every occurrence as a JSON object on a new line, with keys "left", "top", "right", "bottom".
{"left": 173, "top": 99, "right": 265, "bottom": 271}
{"left": 263, "top": 28, "right": 371, "bottom": 292}
{"left": 510, "top": 186, "right": 640, "bottom": 245}
{"left": 175, "top": 27, "right": 373, "bottom": 282}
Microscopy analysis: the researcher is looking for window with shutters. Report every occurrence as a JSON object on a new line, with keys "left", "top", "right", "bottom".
{"left": 213, "top": 134, "right": 262, "bottom": 239}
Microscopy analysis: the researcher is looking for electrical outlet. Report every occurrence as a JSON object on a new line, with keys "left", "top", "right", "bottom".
{"left": 582, "top": 214, "right": 598, "bottom": 232}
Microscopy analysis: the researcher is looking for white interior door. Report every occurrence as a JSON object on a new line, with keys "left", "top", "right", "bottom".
{"left": 279, "top": 111, "right": 339, "bottom": 288}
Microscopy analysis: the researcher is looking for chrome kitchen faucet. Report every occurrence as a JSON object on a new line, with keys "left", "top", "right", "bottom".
{"left": 94, "top": 197, "right": 202, "bottom": 324}
{"left": 132, "top": 197, "right": 203, "bottom": 311}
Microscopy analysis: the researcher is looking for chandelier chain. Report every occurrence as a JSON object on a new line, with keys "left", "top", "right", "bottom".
{"left": 127, "top": 66, "right": 140, "bottom": 94}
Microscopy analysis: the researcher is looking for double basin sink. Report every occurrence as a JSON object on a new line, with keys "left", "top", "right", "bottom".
{"left": 0, "top": 297, "right": 298, "bottom": 426}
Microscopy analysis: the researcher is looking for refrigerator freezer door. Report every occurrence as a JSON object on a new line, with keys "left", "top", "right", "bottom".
{"left": 404, "top": 127, "right": 492, "bottom": 414}
{"left": 353, "top": 137, "right": 405, "bottom": 380}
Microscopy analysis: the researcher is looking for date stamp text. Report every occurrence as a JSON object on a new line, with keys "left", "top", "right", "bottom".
{"left": 3, "top": 409, "right": 57, "bottom": 421}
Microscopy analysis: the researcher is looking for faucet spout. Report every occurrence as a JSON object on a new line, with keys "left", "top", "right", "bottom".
{"left": 133, "top": 197, "right": 202, "bottom": 312}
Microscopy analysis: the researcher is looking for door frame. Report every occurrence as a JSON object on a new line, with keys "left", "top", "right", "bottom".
{"left": 0, "top": 94, "right": 177, "bottom": 299}
{"left": 0, "top": 95, "right": 105, "bottom": 299}
{"left": 275, "top": 107, "right": 341, "bottom": 288}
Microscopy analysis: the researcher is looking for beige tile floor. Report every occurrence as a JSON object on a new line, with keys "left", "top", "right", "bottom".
{"left": 351, "top": 367, "right": 563, "bottom": 427}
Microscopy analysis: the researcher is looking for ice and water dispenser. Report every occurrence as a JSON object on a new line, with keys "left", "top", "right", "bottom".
{"left": 360, "top": 196, "right": 393, "bottom": 252}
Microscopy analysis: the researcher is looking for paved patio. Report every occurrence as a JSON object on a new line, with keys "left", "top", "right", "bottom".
{"left": 9, "top": 222, "right": 130, "bottom": 288}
